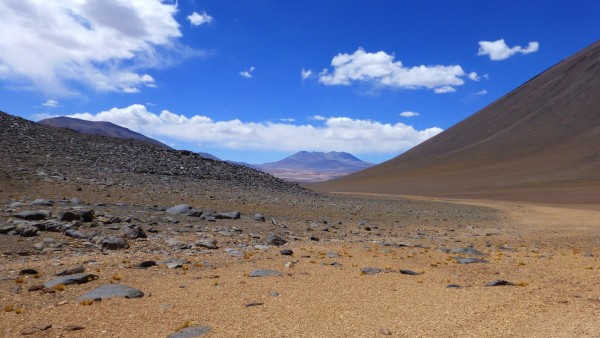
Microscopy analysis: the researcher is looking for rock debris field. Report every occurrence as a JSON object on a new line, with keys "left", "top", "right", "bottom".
{"left": 1, "top": 111, "right": 599, "bottom": 337}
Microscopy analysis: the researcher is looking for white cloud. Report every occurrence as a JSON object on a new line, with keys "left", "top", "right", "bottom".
{"left": 468, "top": 72, "right": 480, "bottom": 81}
{"left": 399, "top": 111, "right": 419, "bottom": 118}
{"left": 0, "top": 0, "right": 183, "bottom": 95}
{"left": 68, "top": 104, "right": 443, "bottom": 154}
{"left": 312, "top": 115, "right": 327, "bottom": 121}
{"left": 187, "top": 11, "right": 212, "bottom": 26}
{"left": 239, "top": 66, "right": 255, "bottom": 79}
{"left": 280, "top": 118, "right": 296, "bottom": 122}
{"left": 42, "top": 99, "right": 59, "bottom": 108}
{"left": 434, "top": 86, "right": 456, "bottom": 94}
{"left": 301, "top": 68, "right": 313, "bottom": 80}
{"left": 475, "top": 89, "right": 487, "bottom": 95}
{"left": 318, "top": 48, "right": 468, "bottom": 93}
{"left": 478, "top": 39, "right": 540, "bottom": 61}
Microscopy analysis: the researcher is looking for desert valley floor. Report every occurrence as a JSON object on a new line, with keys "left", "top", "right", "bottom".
{"left": 1, "top": 178, "right": 599, "bottom": 337}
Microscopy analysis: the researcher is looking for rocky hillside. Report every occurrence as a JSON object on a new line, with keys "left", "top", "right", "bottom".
{"left": 0, "top": 112, "right": 311, "bottom": 197}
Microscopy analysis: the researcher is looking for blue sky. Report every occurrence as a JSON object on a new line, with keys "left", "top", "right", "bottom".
{"left": 0, "top": 1, "right": 598, "bottom": 164}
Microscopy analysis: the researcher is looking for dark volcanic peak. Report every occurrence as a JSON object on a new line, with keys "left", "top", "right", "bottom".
{"left": 1, "top": 112, "right": 311, "bottom": 197}
{"left": 38, "top": 116, "right": 171, "bottom": 149}
{"left": 259, "top": 151, "right": 373, "bottom": 172}
{"left": 312, "top": 40, "right": 600, "bottom": 204}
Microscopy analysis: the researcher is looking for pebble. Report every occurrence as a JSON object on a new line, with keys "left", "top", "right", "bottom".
{"left": 254, "top": 213, "right": 266, "bottom": 222}
{"left": 19, "top": 268, "right": 38, "bottom": 275}
{"left": 454, "top": 257, "right": 489, "bottom": 264}
{"left": 280, "top": 249, "right": 293, "bottom": 256}
{"left": 136, "top": 260, "right": 157, "bottom": 269}
{"left": 160, "top": 258, "right": 190, "bottom": 269}
{"left": 447, "top": 284, "right": 463, "bottom": 288}
{"left": 249, "top": 269, "right": 282, "bottom": 277}
{"left": 267, "top": 233, "right": 287, "bottom": 246}
{"left": 79, "top": 284, "right": 144, "bottom": 300}
{"left": 44, "top": 273, "right": 98, "bottom": 288}
{"left": 196, "top": 238, "right": 218, "bottom": 249}
{"left": 219, "top": 211, "right": 240, "bottom": 219}
{"left": 167, "top": 326, "right": 211, "bottom": 338}
{"left": 361, "top": 267, "right": 383, "bottom": 275}
{"left": 399, "top": 269, "right": 420, "bottom": 275}
{"left": 56, "top": 266, "right": 85, "bottom": 276}
{"left": 98, "top": 236, "right": 129, "bottom": 250}
{"left": 485, "top": 280, "right": 515, "bottom": 287}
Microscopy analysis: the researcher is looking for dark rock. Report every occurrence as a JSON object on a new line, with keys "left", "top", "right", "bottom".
{"left": 485, "top": 280, "right": 515, "bottom": 287}
{"left": 64, "top": 229, "right": 96, "bottom": 239}
{"left": 167, "top": 326, "right": 211, "bottom": 338}
{"left": 136, "top": 260, "right": 157, "bottom": 269}
{"left": 451, "top": 247, "right": 486, "bottom": 256}
{"left": 42, "top": 220, "right": 63, "bottom": 232}
{"left": 14, "top": 210, "right": 49, "bottom": 221}
{"left": 16, "top": 224, "right": 39, "bottom": 237}
{"left": 249, "top": 269, "right": 282, "bottom": 277}
{"left": 19, "top": 269, "right": 38, "bottom": 275}
{"left": 121, "top": 225, "right": 147, "bottom": 239}
{"left": 165, "top": 237, "right": 191, "bottom": 249}
{"left": 447, "top": 284, "right": 463, "bottom": 288}
{"left": 254, "top": 213, "right": 265, "bottom": 222}
{"left": 44, "top": 273, "right": 99, "bottom": 288}
{"left": 56, "top": 266, "right": 85, "bottom": 276}
{"left": 65, "top": 325, "right": 85, "bottom": 332}
{"left": 98, "top": 236, "right": 129, "bottom": 250}
{"left": 326, "top": 252, "right": 339, "bottom": 258}
{"left": 267, "top": 233, "right": 287, "bottom": 246}
{"left": 454, "top": 257, "right": 489, "bottom": 264}
{"left": 60, "top": 211, "right": 80, "bottom": 222}
{"left": 21, "top": 323, "right": 52, "bottom": 335}
{"left": 361, "top": 267, "right": 383, "bottom": 275}
{"left": 309, "top": 236, "right": 319, "bottom": 241}
{"left": 81, "top": 210, "right": 95, "bottom": 222}
{"left": 160, "top": 258, "right": 190, "bottom": 269}
{"left": 196, "top": 238, "right": 218, "bottom": 249}
{"left": 219, "top": 211, "right": 240, "bottom": 219}
{"left": 280, "top": 249, "right": 293, "bottom": 256}
{"left": 79, "top": 284, "right": 144, "bottom": 300}
{"left": 30, "top": 199, "right": 53, "bottom": 206}
{"left": 245, "top": 302, "right": 264, "bottom": 307}
{"left": 166, "top": 204, "right": 192, "bottom": 215}
{"left": 399, "top": 269, "right": 420, "bottom": 275}
{"left": 0, "top": 225, "right": 16, "bottom": 234}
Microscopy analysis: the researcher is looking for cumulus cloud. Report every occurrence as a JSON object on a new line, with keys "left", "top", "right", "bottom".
{"left": 318, "top": 48, "right": 468, "bottom": 93}
{"left": 187, "top": 11, "right": 212, "bottom": 26}
{"left": 468, "top": 72, "right": 480, "bottom": 81}
{"left": 0, "top": 0, "right": 183, "bottom": 95}
{"left": 478, "top": 39, "right": 539, "bottom": 61}
{"left": 475, "top": 89, "right": 487, "bottom": 95}
{"left": 434, "top": 86, "right": 456, "bottom": 94}
{"left": 301, "top": 68, "right": 313, "bottom": 80}
{"left": 42, "top": 99, "right": 59, "bottom": 108}
{"left": 68, "top": 104, "right": 443, "bottom": 154}
{"left": 399, "top": 111, "right": 419, "bottom": 118}
{"left": 280, "top": 118, "right": 296, "bottom": 122}
{"left": 239, "top": 66, "right": 255, "bottom": 78}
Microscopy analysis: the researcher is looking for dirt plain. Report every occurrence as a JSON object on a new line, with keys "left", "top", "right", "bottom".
{"left": 1, "top": 176, "right": 599, "bottom": 338}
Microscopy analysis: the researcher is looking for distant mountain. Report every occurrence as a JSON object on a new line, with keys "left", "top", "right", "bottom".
{"left": 311, "top": 40, "right": 600, "bottom": 204}
{"left": 38, "top": 116, "right": 172, "bottom": 149}
{"left": 255, "top": 151, "right": 374, "bottom": 183}
{"left": 197, "top": 152, "right": 221, "bottom": 161}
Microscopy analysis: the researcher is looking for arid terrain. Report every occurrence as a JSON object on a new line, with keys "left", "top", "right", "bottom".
{"left": 1, "top": 110, "right": 600, "bottom": 337}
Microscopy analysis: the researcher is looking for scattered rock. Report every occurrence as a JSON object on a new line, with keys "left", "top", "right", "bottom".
{"left": 254, "top": 213, "right": 265, "bottom": 222}
{"left": 245, "top": 302, "right": 264, "bottom": 307}
{"left": 0, "top": 225, "right": 16, "bottom": 234}
{"left": 81, "top": 210, "right": 95, "bottom": 222}
{"left": 267, "top": 233, "right": 286, "bottom": 246}
{"left": 160, "top": 258, "right": 191, "bottom": 269}
{"left": 30, "top": 199, "right": 53, "bottom": 206}
{"left": 167, "top": 326, "right": 211, "bottom": 338}
{"left": 450, "top": 247, "right": 486, "bottom": 256}
{"left": 21, "top": 323, "right": 52, "bottom": 335}
{"left": 454, "top": 257, "right": 489, "bottom": 264}
{"left": 14, "top": 211, "right": 49, "bottom": 221}
{"left": 361, "top": 267, "right": 383, "bottom": 275}
{"left": 447, "top": 284, "right": 463, "bottom": 288}
{"left": 196, "top": 238, "right": 218, "bottom": 249}
{"left": 249, "top": 269, "right": 282, "bottom": 277}
{"left": 65, "top": 325, "right": 85, "bottom": 332}
{"left": 121, "top": 224, "right": 147, "bottom": 239}
{"left": 98, "top": 236, "right": 129, "bottom": 250}
{"left": 219, "top": 211, "right": 240, "bottom": 219}
{"left": 79, "top": 284, "right": 144, "bottom": 300}
{"left": 59, "top": 211, "right": 80, "bottom": 222}
{"left": 16, "top": 224, "right": 38, "bottom": 237}
{"left": 44, "top": 273, "right": 99, "bottom": 288}
{"left": 19, "top": 268, "right": 38, "bottom": 275}
{"left": 399, "top": 269, "right": 420, "bottom": 275}
{"left": 485, "top": 280, "right": 515, "bottom": 287}
{"left": 166, "top": 204, "right": 193, "bottom": 215}
{"left": 166, "top": 238, "right": 191, "bottom": 249}
{"left": 280, "top": 249, "right": 293, "bottom": 256}
{"left": 379, "top": 327, "right": 392, "bottom": 336}
{"left": 136, "top": 260, "right": 157, "bottom": 269}
{"left": 56, "top": 266, "right": 85, "bottom": 276}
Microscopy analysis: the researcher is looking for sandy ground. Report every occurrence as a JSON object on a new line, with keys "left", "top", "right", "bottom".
{"left": 1, "top": 196, "right": 599, "bottom": 338}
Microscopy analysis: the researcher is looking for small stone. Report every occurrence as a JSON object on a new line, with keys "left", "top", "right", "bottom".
{"left": 249, "top": 269, "right": 282, "bottom": 277}
{"left": 21, "top": 323, "right": 52, "bottom": 335}
{"left": 44, "top": 273, "right": 99, "bottom": 288}
{"left": 451, "top": 247, "right": 486, "bottom": 256}
{"left": 379, "top": 328, "right": 392, "bottom": 335}
{"left": 454, "top": 257, "right": 489, "bottom": 264}
{"left": 219, "top": 211, "right": 240, "bottom": 219}
{"left": 30, "top": 199, "right": 53, "bottom": 206}
{"left": 59, "top": 211, "right": 80, "bottom": 222}
{"left": 361, "top": 267, "right": 383, "bottom": 275}
{"left": 399, "top": 269, "right": 420, "bottom": 275}
{"left": 56, "top": 266, "right": 85, "bottom": 276}
{"left": 254, "top": 214, "right": 266, "bottom": 222}
{"left": 270, "top": 292, "right": 280, "bottom": 297}
{"left": 19, "top": 268, "right": 38, "bottom": 275}
{"left": 167, "top": 326, "right": 211, "bottom": 338}
{"left": 0, "top": 225, "right": 17, "bottom": 234}
{"left": 121, "top": 225, "right": 147, "bottom": 239}
{"left": 136, "top": 261, "right": 157, "bottom": 269}
{"left": 166, "top": 204, "right": 193, "bottom": 215}
{"left": 254, "top": 244, "right": 269, "bottom": 250}
{"left": 485, "top": 280, "right": 515, "bottom": 287}
{"left": 165, "top": 238, "right": 191, "bottom": 249}
{"left": 65, "top": 325, "right": 85, "bottom": 332}
{"left": 280, "top": 249, "right": 293, "bottom": 256}
{"left": 81, "top": 210, "right": 95, "bottom": 222}
{"left": 267, "top": 233, "right": 287, "bottom": 246}
{"left": 196, "top": 238, "right": 218, "bottom": 249}
{"left": 160, "top": 258, "right": 190, "bottom": 269}
{"left": 79, "top": 284, "right": 144, "bottom": 300}
{"left": 245, "top": 302, "right": 264, "bottom": 307}
{"left": 99, "top": 236, "right": 129, "bottom": 250}
{"left": 14, "top": 210, "right": 50, "bottom": 221}
{"left": 326, "top": 252, "right": 339, "bottom": 258}
{"left": 16, "top": 224, "right": 38, "bottom": 237}
{"left": 447, "top": 284, "right": 463, "bottom": 288}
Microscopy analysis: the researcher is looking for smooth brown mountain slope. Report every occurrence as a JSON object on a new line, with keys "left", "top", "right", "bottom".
{"left": 310, "top": 40, "right": 600, "bottom": 204}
